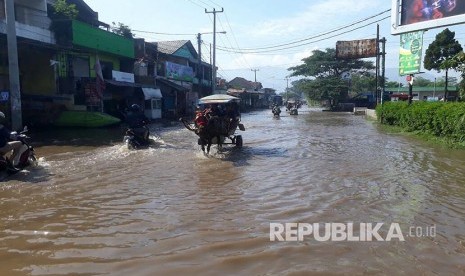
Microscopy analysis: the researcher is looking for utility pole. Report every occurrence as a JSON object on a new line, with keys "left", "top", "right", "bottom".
{"left": 251, "top": 69, "right": 259, "bottom": 90}
{"left": 205, "top": 8, "right": 223, "bottom": 94}
{"left": 380, "top": 37, "right": 386, "bottom": 105}
{"left": 197, "top": 31, "right": 226, "bottom": 97}
{"left": 5, "top": 0, "right": 22, "bottom": 130}
{"left": 197, "top": 33, "right": 202, "bottom": 97}
{"left": 285, "top": 77, "right": 290, "bottom": 102}
{"left": 408, "top": 74, "right": 414, "bottom": 105}
{"left": 251, "top": 69, "right": 259, "bottom": 82}
{"left": 375, "top": 24, "right": 380, "bottom": 105}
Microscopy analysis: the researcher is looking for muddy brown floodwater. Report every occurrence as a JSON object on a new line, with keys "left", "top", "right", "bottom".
{"left": 1, "top": 107, "right": 465, "bottom": 275}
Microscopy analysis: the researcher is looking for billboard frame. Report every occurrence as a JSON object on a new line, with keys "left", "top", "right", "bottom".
{"left": 391, "top": 0, "right": 465, "bottom": 35}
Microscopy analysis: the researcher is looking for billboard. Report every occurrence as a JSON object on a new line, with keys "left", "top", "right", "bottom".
{"left": 166, "top": 61, "right": 194, "bottom": 82}
{"left": 399, "top": 31, "right": 424, "bottom": 75}
{"left": 391, "top": 0, "right": 465, "bottom": 35}
{"left": 336, "top": 39, "right": 377, "bottom": 59}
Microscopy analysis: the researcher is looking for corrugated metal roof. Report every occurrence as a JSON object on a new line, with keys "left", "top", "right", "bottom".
{"left": 156, "top": 40, "right": 190, "bottom": 55}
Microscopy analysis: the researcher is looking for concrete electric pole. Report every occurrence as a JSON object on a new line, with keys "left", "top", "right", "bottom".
{"left": 205, "top": 8, "right": 223, "bottom": 94}
{"left": 5, "top": 0, "right": 22, "bottom": 130}
{"left": 251, "top": 69, "right": 259, "bottom": 90}
{"left": 197, "top": 31, "right": 226, "bottom": 97}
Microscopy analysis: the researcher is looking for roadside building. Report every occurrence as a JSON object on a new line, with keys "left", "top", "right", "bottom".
{"left": 0, "top": 0, "right": 58, "bottom": 125}
{"left": 152, "top": 40, "right": 212, "bottom": 118}
{"left": 1, "top": 0, "right": 140, "bottom": 126}
{"left": 386, "top": 86, "right": 459, "bottom": 101}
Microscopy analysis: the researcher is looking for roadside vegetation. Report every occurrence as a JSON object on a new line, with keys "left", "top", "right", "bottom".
{"left": 376, "top": 101, "right": 465, "bottom": 148}
{"left": 287, "top": 28, "right": 465, "bottom": 109}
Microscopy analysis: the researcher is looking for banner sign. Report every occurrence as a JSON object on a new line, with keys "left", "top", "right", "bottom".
{"left": 399, "top": 31, "right": 424, "bottom": 75}
{"left": 166, "top": 61, "right": 194, "bottom": 82}
{"left": 401, "top": 0, "right": 465, "bottom": 25}
{"left": 336, "top": 39, "right": 377, "bottom": 59}
{"left": 85, "top": 83, "right": 101, "bottom": 107}
{"left": 392, "top": 0, "right": 465, "bottom": 35}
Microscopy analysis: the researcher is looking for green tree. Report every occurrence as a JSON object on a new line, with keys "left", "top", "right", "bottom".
{"left": 349, "top": 73, "right": 376, "bottom": 96}
{"left": 412, "top": 76, "right": 433, "bottom": 87}
{"left": 386, "top": 81, "right": 403, "bottom": 88}
{"left": 288, "top": 48, "right": 374, "bottom": 107}
{"left": 111, "top": 22, "right": 134, "bottom": 39}
{"left": 423, "top": 28, "right": 463, "bottom": 99}
{"left": 52, "top": 0, "right": 78, "bottom": 19}
{"left": 49, "top": 0, "right": 78, "bottom": 43}
{"left": 442, "top": 51, "right": 465, "bottom": 98}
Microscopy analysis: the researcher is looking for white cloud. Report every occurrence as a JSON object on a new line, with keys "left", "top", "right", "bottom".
{"left": 250, "top": 0, "right": 381, "bottom": 38}
{"left": 222, "top": 46, "right": 317, "bottom": 70}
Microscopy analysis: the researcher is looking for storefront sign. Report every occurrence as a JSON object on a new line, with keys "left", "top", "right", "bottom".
{"left": 112, "top": 70, "right": 135, "bottom": 83}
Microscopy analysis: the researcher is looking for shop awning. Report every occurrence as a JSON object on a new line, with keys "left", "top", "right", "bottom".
{"left": 142, "top": 88, "right": 163, "bottom": 99}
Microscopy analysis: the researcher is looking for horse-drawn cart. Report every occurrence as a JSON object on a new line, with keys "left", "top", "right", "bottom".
{"left": 180, "top": 94, "right": 245, "bottom": 153}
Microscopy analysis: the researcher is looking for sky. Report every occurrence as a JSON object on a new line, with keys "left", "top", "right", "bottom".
{"left": 84, "top": 0, "right": 465, "bottom": 92}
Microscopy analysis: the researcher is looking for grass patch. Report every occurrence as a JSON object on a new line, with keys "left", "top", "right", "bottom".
{"left": 376, "top": 121, "right": 465, "bottom": 149}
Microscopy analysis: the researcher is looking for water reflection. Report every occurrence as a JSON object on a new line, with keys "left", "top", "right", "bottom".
{"left": 1, "top": 107, "right": 465, "bottom": 275}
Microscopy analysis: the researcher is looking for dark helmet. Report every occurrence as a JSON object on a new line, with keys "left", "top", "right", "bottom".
{"left": 130, "top": 104, "right": 141, "bottom": 112}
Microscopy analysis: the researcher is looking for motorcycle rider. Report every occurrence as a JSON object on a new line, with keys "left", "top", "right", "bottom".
{"left": 125, "top": 104, "right": 150, "bottom": 143}
{"left": 272, "top": 104, "right": 281, "bottom": 116}
{"left": 0, "top": 111, "right": 21, "bottom": 173}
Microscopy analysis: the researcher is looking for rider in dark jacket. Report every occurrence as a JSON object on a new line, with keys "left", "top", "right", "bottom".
{"left": 125, "top": 104, "right": 150, "bottom": 142}
{"left": 0, "top": 112, "right": 21, "bottom": 173}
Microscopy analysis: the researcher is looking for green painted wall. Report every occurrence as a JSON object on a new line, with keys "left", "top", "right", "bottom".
{"left": 72, "top": 20, "right": 135, "bottom": 58}
{"left": 90, "top": 54, "right": 120, "bottom": 78}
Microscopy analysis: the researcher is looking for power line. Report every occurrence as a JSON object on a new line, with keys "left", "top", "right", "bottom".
{"left": 133, "top": 30, "right": 197, "bottom": 36}
{"left": 216, "top": 15, "right": 252, "bottom": 70}
{"left": 185, "top": 0, "right": 205, "bottom": 9}
{"left": 217, "top": 15, "right": 390, "bottom": 54}
{"left": 217, "top": 9, "right": 391, "bottom": 52}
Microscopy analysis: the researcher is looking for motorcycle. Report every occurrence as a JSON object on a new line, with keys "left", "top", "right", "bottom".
{"left": 0, "top": 126, "right": 38, "bottom": 175}
{"left": 289, "top": 107, "right": 298, "bottom": 115}
{"left": 123, "top": 126, "right": 150, "bottom": 150}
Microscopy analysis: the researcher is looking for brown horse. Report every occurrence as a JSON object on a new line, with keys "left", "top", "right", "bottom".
{"left": 180, "top": 115, "right": 227, "bottom": 154}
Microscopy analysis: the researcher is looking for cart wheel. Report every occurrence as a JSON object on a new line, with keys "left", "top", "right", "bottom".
{"left": 235, "top": 135, "right": 243, "bottom": 148}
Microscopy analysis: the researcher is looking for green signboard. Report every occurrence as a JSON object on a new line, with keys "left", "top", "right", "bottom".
{"left": 399, "top": 31, "right": 424, "bottom": 76}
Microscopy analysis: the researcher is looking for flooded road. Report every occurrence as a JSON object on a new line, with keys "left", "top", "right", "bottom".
{"left": 1, "top": 107, "right": 465, "bottom": 275}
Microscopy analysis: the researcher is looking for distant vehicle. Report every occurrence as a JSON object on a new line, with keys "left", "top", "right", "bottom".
{"left": 272, "top": 105, "right": 281, "bottom": 117}
{"left": 272, "top": 95, "right": 283, "bottom": 106}
{"left": 286, "top": 100, "right": 299, "bottom": 115}
{"left": 180, "top": 94, "right": 245, "bottom": 154}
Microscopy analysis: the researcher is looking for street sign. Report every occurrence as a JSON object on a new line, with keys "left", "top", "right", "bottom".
{"left": 406, "top": 75, "right": 414, "bottom": 85}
